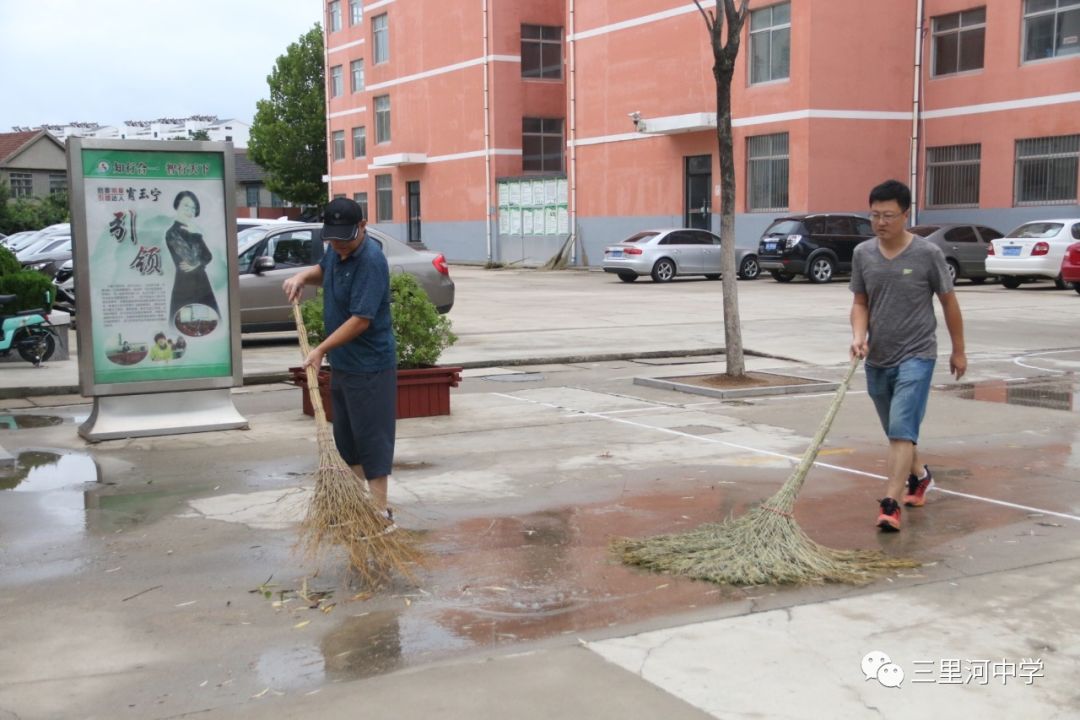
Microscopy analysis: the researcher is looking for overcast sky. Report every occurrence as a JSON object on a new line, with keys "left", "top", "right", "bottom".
{"left": 0, "top": 0, "right": 322, "bottom": 130}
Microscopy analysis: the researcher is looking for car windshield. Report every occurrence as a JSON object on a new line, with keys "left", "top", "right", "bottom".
{"left": 908, "top": 226, "right": 940, "bottom": 237}
{"left": 237, "top": 226, "right": 275, "bottom": 253}
{"left": 1008, "top": 222, "right": 1063, "bottom": 239}
{"left": 622, "top": 232, "right": 658, "bottom": 244}
{"left": 764, "top": 220, "right": 804, "bottom": 236}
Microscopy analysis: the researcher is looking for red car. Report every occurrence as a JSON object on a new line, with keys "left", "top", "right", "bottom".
{"left": 1063, "top": 242, "right": 1080, "bottom": 295}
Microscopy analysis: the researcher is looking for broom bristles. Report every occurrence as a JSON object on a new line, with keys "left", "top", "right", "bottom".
{"left": 292, "top": 303, "right": 422, "bottom": 585}
{"left": 616, "top": 357, "right": 920, "bottom": 586}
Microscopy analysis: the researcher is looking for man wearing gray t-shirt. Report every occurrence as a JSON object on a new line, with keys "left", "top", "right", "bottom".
{"left": 850, "top": 180, "right": 967, "bottom": 532}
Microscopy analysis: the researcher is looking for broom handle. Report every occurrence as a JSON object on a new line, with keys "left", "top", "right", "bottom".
{"left": 292, "top": 301, "right": 332, "bottom": 430}
{"left": 781, "top": 356, "right": 862, "bottom": 501}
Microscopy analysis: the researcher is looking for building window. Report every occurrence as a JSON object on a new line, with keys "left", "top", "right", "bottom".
{"left": 245, "top": 185, "right": 260, "bottom": 207}
{"left": 270, "top": 192, "right": 284, "bottom": 208}
{"left": 330, "top": 65, "right": 343, "bottom": 97}
{"left": 351, "top": 59, "right": 365, "bottom": 93}
{"left": 521, "top": 24, "right": 563, "bottom": 79}
{"left": 746, "top": 133, "right": 789, "bottom": 212}
{"left": 332, "top": 130, "right": 346, "bottom": 161}
{"left": 372, "top": 13, "right": 389, "bottom": 64}
{"left": 333, "top": 193, "right": 346, "bottom": 199}
{"left": 48, "top": 172, "right": 67, "bottom": 195}
{"left": 9, "top": 172, "right": 32, "bottom": 198}
{"left": 375, "top": 95, "right": 391, "bottom": 143}
{"left": 328, "top": 0, "right": 342, "bottom": 32}
{"left": 1015, "top": 135, "right": 1080, "bottom": 205}
{"left": 1023, "top": 0, "right": 1080, "bottom": 62}
{"left": 349, "top": 0, "right": 362, "bottom": 26}
{"left": 926, "top": 144, "right": 981, "bottom": 207}
{"left": 353, "top": 192, "right": 369, "bottom": 221}
{"left": 376, "top": 175, "right": 393, "bottom": 222}
{"left": 749, "top": 2, "right": 791, "bottom": 84}
{"left": 522, "top": 118, "right": 564, "bottom": 173}
{"left": 932, "top": 7, "right": 986, "bottom": 76}
{"left": 352, "top": 126, "right": 367, "bottom": 158}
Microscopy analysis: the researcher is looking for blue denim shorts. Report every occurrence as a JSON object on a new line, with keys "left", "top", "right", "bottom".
{"left": 865, "top": 357, "right": 936, "bottom": 444}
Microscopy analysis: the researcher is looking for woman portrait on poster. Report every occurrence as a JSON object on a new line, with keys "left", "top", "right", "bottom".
{"left": 165, "top": 191, "right": 220, "bottom": 324}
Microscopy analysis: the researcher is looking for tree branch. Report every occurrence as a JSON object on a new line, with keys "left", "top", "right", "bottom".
{"left": 692, "top": 0, "right": 716, "bottom": 33}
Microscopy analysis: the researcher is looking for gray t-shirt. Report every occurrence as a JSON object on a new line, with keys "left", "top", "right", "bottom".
{"left": 849, "top": 236, "right": 953, "bottom": 368}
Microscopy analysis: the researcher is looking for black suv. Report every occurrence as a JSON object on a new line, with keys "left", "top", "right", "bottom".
{"left": 757, "top": 214, "right": 874, "bottom": 283}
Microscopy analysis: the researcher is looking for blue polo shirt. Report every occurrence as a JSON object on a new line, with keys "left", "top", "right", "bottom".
{"left": 319, "top": 234, "right": 396, "bottom": 373}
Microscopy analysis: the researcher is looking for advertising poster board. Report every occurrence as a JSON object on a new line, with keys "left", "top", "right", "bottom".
{"left": 68, "top": 139, "right": 242, "bottom": 397}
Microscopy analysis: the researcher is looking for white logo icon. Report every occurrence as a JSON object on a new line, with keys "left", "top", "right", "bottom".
{"left": 862, "top": 651, "right": 891, "bottom": 681}
{"left": 862, "top": 651, "right": 904, "bottom": 688}
{"left": 97, "top": 161, "right": 109, "bottom": 173}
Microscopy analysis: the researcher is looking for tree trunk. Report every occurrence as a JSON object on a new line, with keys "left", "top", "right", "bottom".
{"left": 715, "top": 61, "right": 744, "bottom": 377}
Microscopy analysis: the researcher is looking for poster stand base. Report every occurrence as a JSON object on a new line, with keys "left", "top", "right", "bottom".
{"left": 79, "top": 388, "right": 248, "bottom": 442}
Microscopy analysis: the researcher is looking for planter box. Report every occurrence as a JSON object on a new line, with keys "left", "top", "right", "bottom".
{"left": 290, "top": 365, "right": 462, "bottom": 421}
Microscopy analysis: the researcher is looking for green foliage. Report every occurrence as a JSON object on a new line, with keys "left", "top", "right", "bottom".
{"left": 249, "top": 25, "right": 327, "bottom": 207}
{"left": 0, "top": 271, "right": 55, "bottom": 313}
{"left": 190, "top": 129, "right": 211, "bottom": 141}
{"left": 0, "top": 245, "right": 21, "bottom": 276}
{"left": 390, "top": 272, "right": 456, "bottom": 369}
{"left": 0, "top": 183, "right": 70, "bottom": 235}
{"left": 298, "top": 273, "right": 457, "bottom": 369}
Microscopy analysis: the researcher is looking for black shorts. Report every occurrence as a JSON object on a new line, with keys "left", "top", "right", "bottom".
{"left": 330, "top": 367, "right": 396, "bottom": 479}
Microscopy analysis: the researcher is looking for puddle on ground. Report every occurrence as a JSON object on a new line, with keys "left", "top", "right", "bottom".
{"left": 0, "top": 414, "right": 65, "bottom": 430}
{"left": 943, "top": 377, "right": 1080, "bottom": 412}
{"left": 0, "top": 450, "right": 100, "bottom": 491}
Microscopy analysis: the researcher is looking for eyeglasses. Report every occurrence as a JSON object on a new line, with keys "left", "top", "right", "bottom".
{"left": 869, "top": 212, "right": 905, "bottom": 223}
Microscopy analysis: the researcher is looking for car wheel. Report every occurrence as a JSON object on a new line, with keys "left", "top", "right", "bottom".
{"left": 651, "top": 258, "right": 676, "bottom": 283}
{"left": 1074, "top": 282, "right": 1080, "bottom": 295}
{"left": 738, "top": 255, "right": 760, "bottom": 280}
{"left": 770, "top": 270, "right": 795, "bottom": 283}
{"left": 1054, "top": 273, "right": 1066, "bottom": 290}
{"left": 807, "top": 255, "right": 835, "bottom": 284}
{"left": 704, "top": 274, "right": 721, "bottom": 280}
{"left": 1001, "top": 276, "right": 1022, "bottom": 289}
{"left": 946, "top": 259, "right": 959, "bottom": 283}
{"left": 617, "top": 272, "right": 638, "bottom": 283}
{"left": 970, "top": 276, "right": 987, "bottom": 285}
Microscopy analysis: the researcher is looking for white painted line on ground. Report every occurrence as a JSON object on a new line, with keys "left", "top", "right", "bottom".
{"left": 1012, "top": 348, "right": 1079, "bottom": 375}
{"left": 492, "top": 391, "right": 1080, "bottom": 524}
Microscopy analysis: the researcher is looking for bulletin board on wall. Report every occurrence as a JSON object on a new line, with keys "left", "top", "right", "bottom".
{"left": 496, "top": 176, "right": 569, "bottom": 237}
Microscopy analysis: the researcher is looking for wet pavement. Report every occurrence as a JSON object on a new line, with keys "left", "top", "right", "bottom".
{"left": 1, "top": 273, "right": 1079, "bottom": 718}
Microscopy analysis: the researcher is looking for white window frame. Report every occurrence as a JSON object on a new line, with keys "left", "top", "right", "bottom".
{"left": 352, "top": 125, "right": 367, "bottom": 158}
{"left": 931, "top": 7, "right": 987, "bottom": 77}
{"left": 1022, "top": 0, "right": 1080, "bottom": 64}
{"left": 376, "top": 174, "right": 393, "bottom": 222}
{"left": 351, "top": 58, "right": 365, "bottom": 93}
{"left": 925, "top": 144, "right": 981, "bottom": 208}
{"left": 372, "top": 13, "right": 389, "bottom": 64}
{"left": 349, "top": 0, "right": 362, "bottom": 26}
{"left": 746, "top": 132, "right": 789, "bottom": 212}
{"left": 328, "top": 0, "right": 342, "bottom": 32}
{"left": 330, "top": 65, "right": 343, "bottom": 98}
{"left": 748, "top": 2, "right": 791, "bottom": 85}
{"left": 245, "top": 185, "right": 260, "bottom": 207}
{"left": 48, "top": 172, "right": 67, "bottom": 195}
{"left": 353, "top": 191, "right": 369, "bottom": 221}
{"left": 332, "top": 130, "right": 346, "bottom": 161}
{"left": 375, "top": 95, "right": 391, "bottom": 144}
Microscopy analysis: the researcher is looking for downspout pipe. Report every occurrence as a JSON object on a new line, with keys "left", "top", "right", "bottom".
{"left": 323, "top": 19, "right": 333, "bottom": 203}
{"left": 482, "top": 0, "right": 493, "bottom": 262}
{"left": 568, "top": 0, "right": 578, "bottom": 264}
{"left": 910, "top": 0, "right": 925, "bottom": 224}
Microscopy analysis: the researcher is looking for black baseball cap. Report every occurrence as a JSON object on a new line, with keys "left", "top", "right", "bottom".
{"left": 322, "top": 197, "right": 364, "bottom": 241}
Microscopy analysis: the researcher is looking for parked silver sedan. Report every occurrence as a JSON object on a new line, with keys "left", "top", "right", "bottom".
{"left": 908, "top": 223, "right": 1002, "bottom": 283}
{"left": 237, "top": 223, "right": 454, "bottom": 332}
{"left": 602, "top": 228, "right": 760, "bottom": 283}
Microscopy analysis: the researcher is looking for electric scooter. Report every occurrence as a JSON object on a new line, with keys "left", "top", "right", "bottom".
{"left": 0, "top": 292, "right": 59, "bottom": 367}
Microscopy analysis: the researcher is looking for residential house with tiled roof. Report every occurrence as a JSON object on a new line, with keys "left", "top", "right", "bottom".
{"left": 0, "top": 130, "right": 66, "bottom": 199}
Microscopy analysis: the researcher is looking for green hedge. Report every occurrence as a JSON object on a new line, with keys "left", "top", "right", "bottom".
{"left": 0, "top": 271, "right": 55, "bottom": 313}
{"left": 0, "top": 246, "right": 21, "bottom": 277}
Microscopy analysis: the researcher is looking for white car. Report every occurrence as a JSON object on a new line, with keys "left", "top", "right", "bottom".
{"left": 986, "top": 219, "right": 1080, "bottom": 289}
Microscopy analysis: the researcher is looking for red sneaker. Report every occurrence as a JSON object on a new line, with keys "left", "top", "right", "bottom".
{"left": 877, "top": 498, "right": 901, "bottom": 531}
{"left": 903, "top": 465, "right": 934, "bottom": 507}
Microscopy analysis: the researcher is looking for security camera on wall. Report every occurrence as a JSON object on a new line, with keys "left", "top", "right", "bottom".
{"left": 628, "top": 111, "right": 643, "bottom": 131}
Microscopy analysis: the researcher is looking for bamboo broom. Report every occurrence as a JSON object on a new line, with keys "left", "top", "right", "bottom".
{"left": 292, "top": 302, "right": 421, "bottom": 584}
{"left": 615, "top": 357, "right": 919, "bottom": 585}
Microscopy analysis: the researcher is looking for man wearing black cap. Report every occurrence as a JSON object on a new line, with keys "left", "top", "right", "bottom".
{"left": 283, "top": 197, "right": 397, "bottom": 529}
